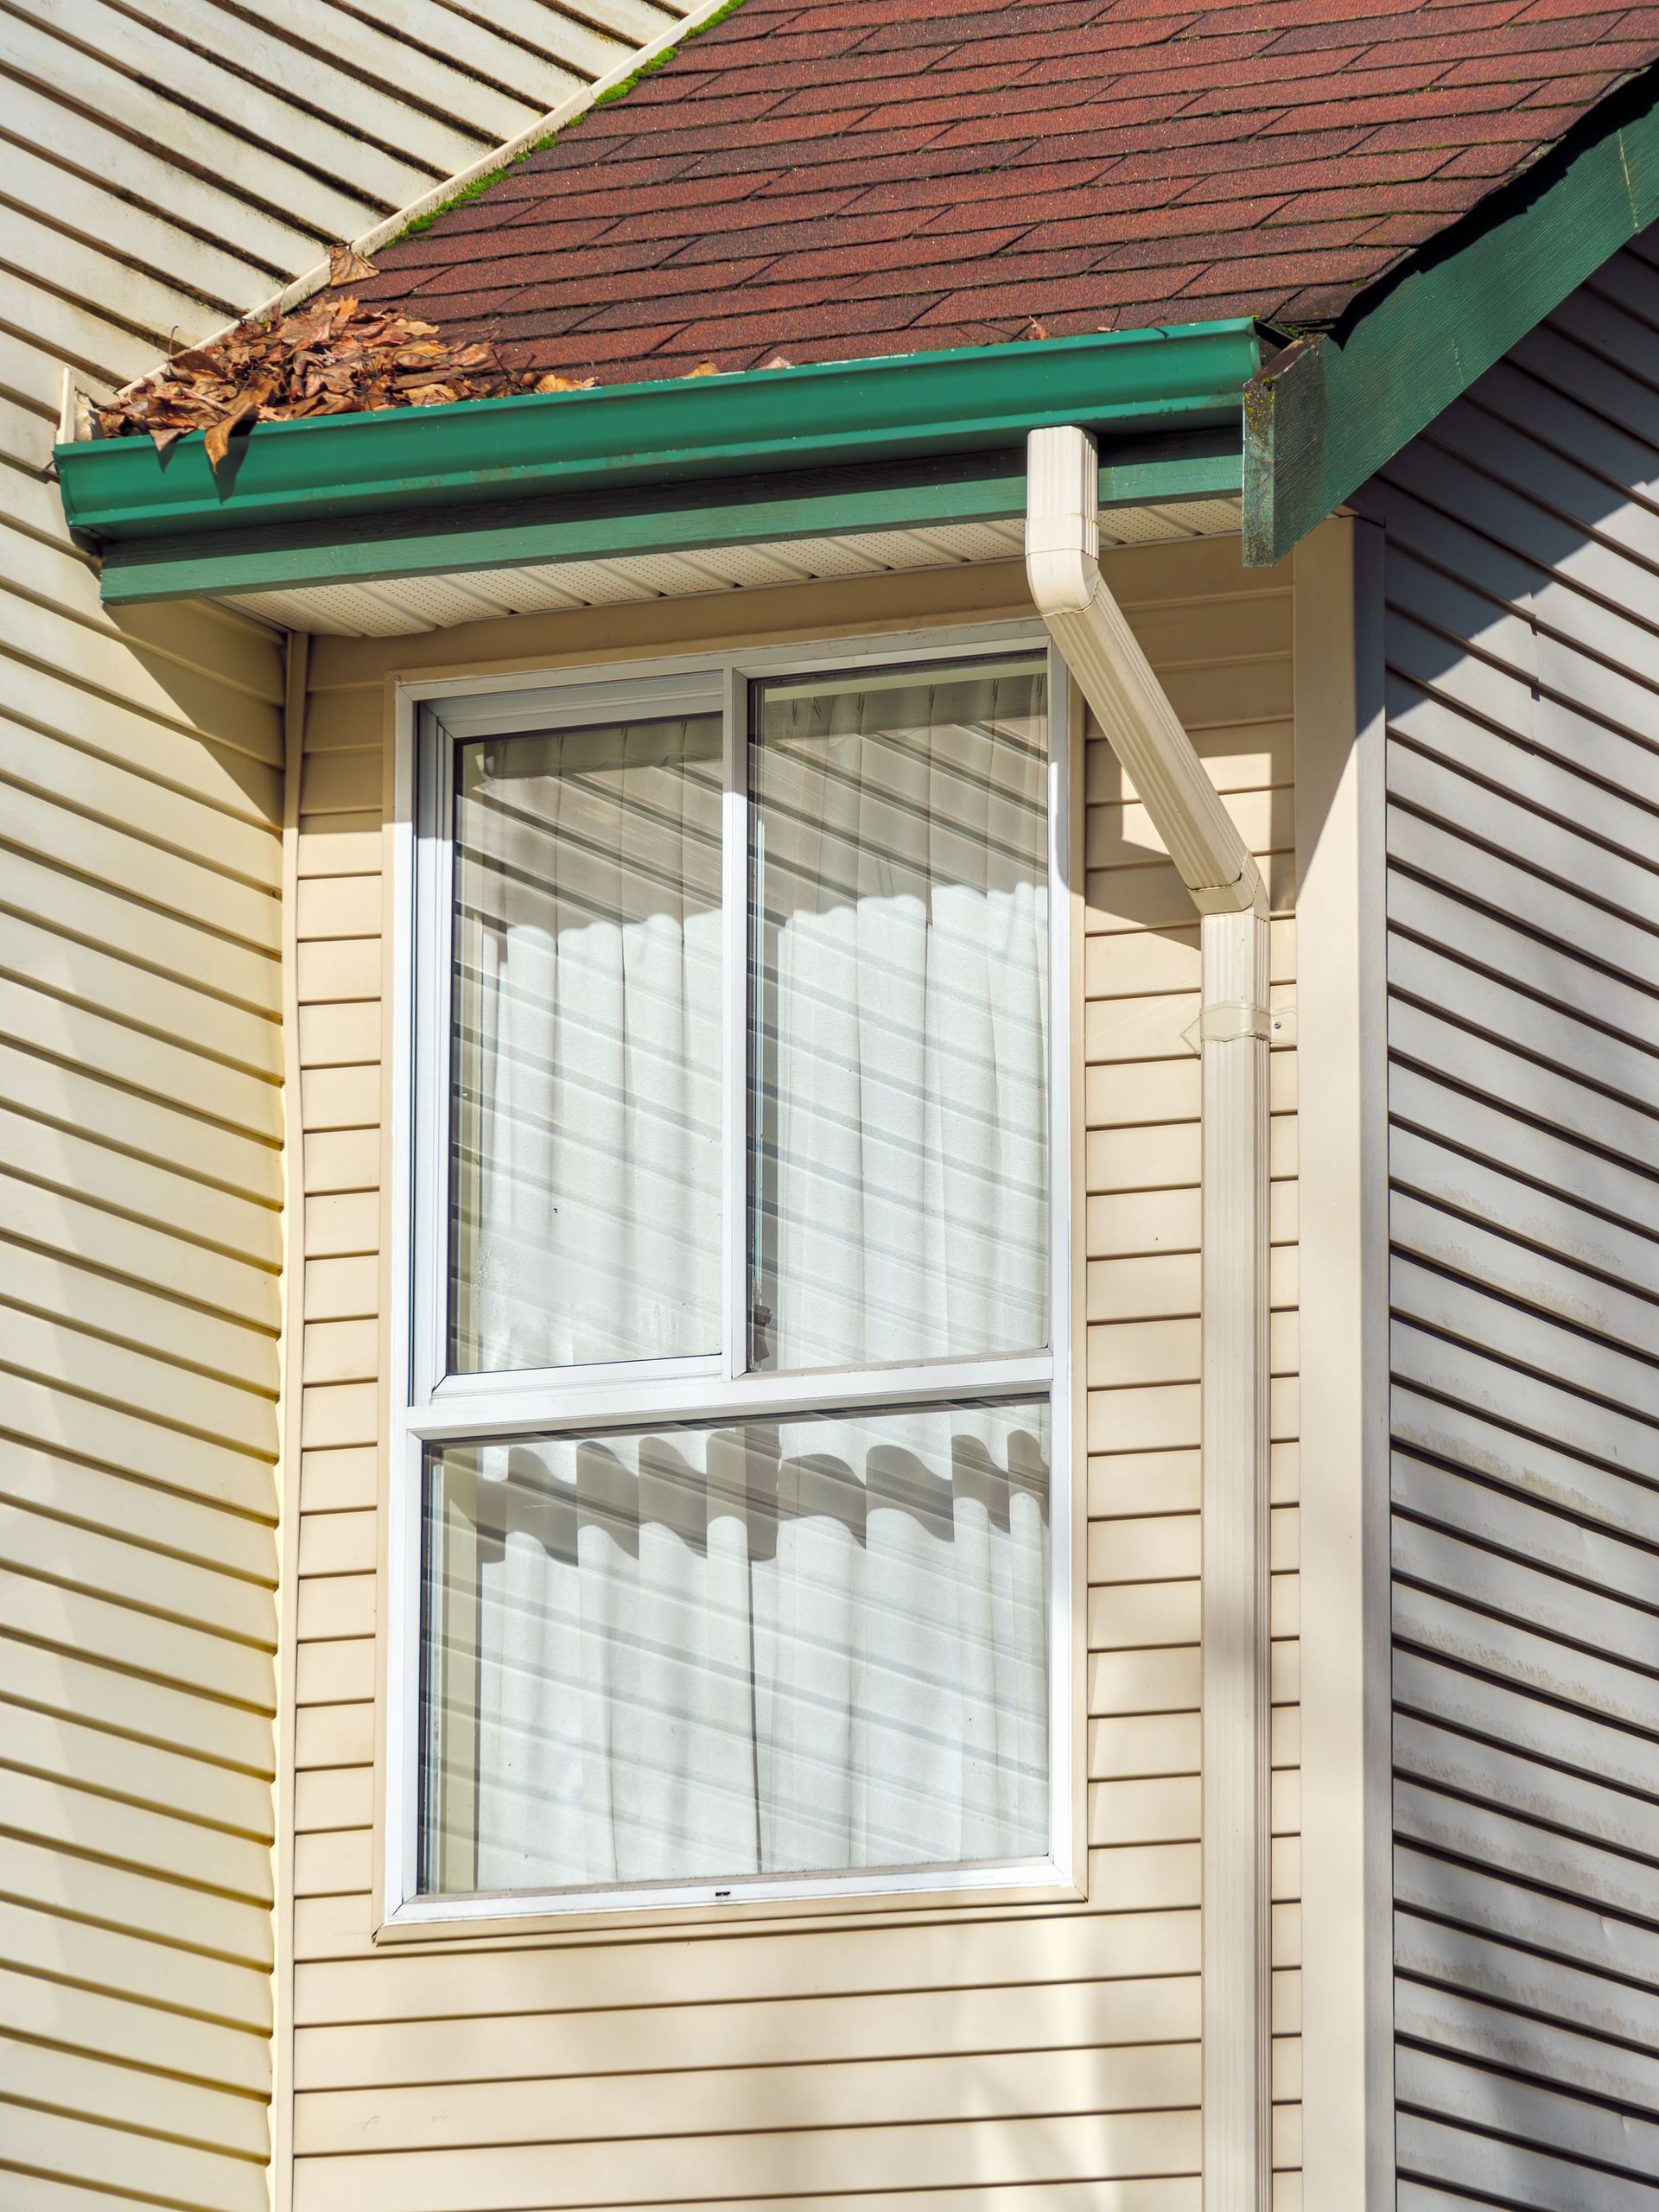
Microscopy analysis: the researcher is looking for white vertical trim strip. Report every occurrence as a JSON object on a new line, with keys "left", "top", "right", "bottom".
{"left": 383, "top": 680, "right": 422, "bottom": 1925}
{"left": 1295, "top": 513, "right": 1394, "bottom": 2204}
{"left": 1198, "top": 897, "right": 1273, "bottom": 2212}
{"left": 1046, "top": 650, "right": 1077, "bottom": 1891}
{"left": 271, "top": 629, "right": 308, "bottom": 2212}
{"left": 721, "top": 663, "right": 748, "bottom": 1382}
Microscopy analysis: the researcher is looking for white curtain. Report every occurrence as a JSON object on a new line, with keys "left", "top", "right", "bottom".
{"left": 449, "top": 714, "right": 723, "bottom": 1373}
{"left": 753, "top": 664, "right": 1050, "bottom": 1369}
{"left": 429, "top": 1406, "right": 1050, "bottom": 1893}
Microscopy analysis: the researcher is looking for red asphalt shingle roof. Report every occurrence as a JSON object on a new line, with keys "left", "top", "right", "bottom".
{"left": 353, "top": 0, "right": 1659, "bottom": 386}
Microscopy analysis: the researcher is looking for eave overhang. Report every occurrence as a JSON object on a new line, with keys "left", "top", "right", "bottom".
{"left": 1245, "top": 66, "right": 1659, "bottom": 565}
{"left": 54, "top": 321, "right": 1259, "bottom": 606}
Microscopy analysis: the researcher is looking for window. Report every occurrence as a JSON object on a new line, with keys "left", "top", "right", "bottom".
{"left": 390, "top": 630, "right": 1073, "bottom": 1921}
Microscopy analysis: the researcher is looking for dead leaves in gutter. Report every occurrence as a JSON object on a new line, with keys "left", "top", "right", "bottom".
{"left": 96, "top": 254, "right": 597, "bottom": 466}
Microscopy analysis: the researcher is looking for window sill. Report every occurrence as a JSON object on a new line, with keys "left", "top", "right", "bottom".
{"left": 372, "top": 1858, "right": 1086, "bottom": 1946}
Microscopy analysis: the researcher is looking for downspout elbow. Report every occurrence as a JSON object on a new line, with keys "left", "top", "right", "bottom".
{"left": 1025, "top": 426, "right": 1265, "bottom": 917}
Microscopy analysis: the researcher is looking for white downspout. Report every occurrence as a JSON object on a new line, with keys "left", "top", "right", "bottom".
{"left": 1027, "top": 425, "right": 1272, "bottom": 2212}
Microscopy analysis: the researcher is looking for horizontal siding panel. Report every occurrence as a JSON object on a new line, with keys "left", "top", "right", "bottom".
{"left": 1395, "top": 1914, "right": 1659, "bottom": 2058}
{"left": 0, "top": 1104, "right": 281, "bottom": 1264}
{"left": 0, "top": 1302, "right": 278, "bottom": 1458}
{"left": 1, "top": 910, "right": 282, "bottom": 1077}
{"left": 1392, "top": 1322, "right": 1659, "bottom": 1484}
{"left": 0, "top": 747, "right": 282, "bottom": 915}
{"left": 0, "top": 1960, "right": 270, "bottom": 2097}
{"left": 290, "top": 2110, "right": 1203, "bottom": 2212}
{"left": 0, "top": 1833, "right": 270, "bottom": 1973}
{"left": 294, "top": 1974, "right": 1201, "bottom": 2090}
{"left": 0, "top": 1896, "right": 271, "bottom": 2031}
{"left": 0, "top": 653, "right": 285, "bottom": 824}
{"left": 0, "top": 1632, "right": 272, "bottom": 1776}
{"left": 1396, "top": 2110, "right": 1655, "bottom": 2212}
{"left": 296, "top": 1910, "right": 1203, "bottom": 2028}
{"left": 1, "top": 1562, "right": 276, "bottom": 1717}
{"left": 1395, "top": 1847, "right": 1659, "bottom": 1999}
{"left": 295, "top": 2043, "right": 1202, "bottom": 2155}
{"left": 0, "top": 1173, "right": 280, "bottom": 1332}
{"left": 0, "top": 980, "right": 283, "bottom": 1148}
{"left": 0, "top": 2101, "right": 269, "bottom": 2212}
{"left": 0, "top": 1240, "right": 277, "bottom": 1392}
{"left": 1398, "top": 2050, "right": 1659, "bottom": 2183}
{"left": 0, "top": 1761, "right": 273, "bottom": 1917}
{"left": 1397, "top": 1979, "right": 1659, "bottom": 2116}
{"left": 0, "top": 2034, "right": 268, "bottom": 2163}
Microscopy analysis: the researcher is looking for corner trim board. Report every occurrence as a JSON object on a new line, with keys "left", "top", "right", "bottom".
{"left": 1293, "top": 514, "right": 1393, "bottom": 2204}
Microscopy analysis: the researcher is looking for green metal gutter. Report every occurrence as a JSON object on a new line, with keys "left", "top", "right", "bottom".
{"left": 1244, "top": 67, "right": 1659, "bottom": 566}
{"left": 55, "top": 321, "right": 1257, "bottom": 605}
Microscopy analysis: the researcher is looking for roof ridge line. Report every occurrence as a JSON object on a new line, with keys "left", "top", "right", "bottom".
{"left": 105, "top": 0, "right": 738, "bottom": 404}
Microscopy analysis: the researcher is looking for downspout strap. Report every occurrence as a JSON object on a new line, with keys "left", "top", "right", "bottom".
{"left": 1192, "top": 1000, "right": 1274, "bottom": 1046}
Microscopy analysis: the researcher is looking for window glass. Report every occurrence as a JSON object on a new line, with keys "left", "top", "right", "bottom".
{"left": 421, "top": 1399, "right": 1050, "bottom": 1897}
{"left": 448, "top": 715, "right": 723, "bottom": 1373}
{"left": 749, "top": 659, "right": 1050, "bottom": 1371}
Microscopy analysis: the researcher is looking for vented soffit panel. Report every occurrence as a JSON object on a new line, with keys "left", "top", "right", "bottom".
{"left": 221, "top": 503, "right": 1243, "bottom": 638}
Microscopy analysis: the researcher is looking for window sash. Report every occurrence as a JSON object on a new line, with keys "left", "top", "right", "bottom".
{"left": 386, "top": 623, "right": 1075, "bottom": 1924}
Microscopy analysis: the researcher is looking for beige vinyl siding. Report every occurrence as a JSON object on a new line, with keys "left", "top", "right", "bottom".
{"left": 1354, "top": 225, "right": 1659, "bottom": 2209}
{"left": 283, "top": 544, "right": 1303, "bottom": 2210}
{"left": 0, "top": 4, "right": 721, "bottom": 2202}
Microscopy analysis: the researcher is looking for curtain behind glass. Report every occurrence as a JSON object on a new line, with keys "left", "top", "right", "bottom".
{"left": 423, "top": 1403, "right": 1050, "bottom": 1896}
{"left": 751, "top": 661, "right": 1049, "bottom": 1371}
{"left": 449, "top": 715, "right": 723, "bottom": 1373}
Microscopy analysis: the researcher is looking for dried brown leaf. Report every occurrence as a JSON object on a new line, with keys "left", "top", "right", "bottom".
{"left": 531, "top": 372, "right": 596, "bottom": 392}
{"left": 684, "top": 361, "right": 720, "bottom": 377}
{"left": 328, "top": 244, "right": 378, "bottom": 286}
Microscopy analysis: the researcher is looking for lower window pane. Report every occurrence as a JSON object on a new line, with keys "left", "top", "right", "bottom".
{"left": 420, "top": 1399, "right": 1051, "bottom": 1897}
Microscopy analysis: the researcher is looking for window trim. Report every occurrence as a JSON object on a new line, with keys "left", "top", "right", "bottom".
{"left": 381, "top": 620, "right": 1077, "bottom": 1932}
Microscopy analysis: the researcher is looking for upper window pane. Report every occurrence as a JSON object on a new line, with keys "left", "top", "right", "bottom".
{"left": 448, "top": 715, "right": 723, "bottom": 1374}
{"left": 749, "top": 658, "right": 1050, "bottom": 1373}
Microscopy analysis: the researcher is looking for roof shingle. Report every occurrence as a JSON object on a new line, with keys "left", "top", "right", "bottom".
{"left": 352, "top": 0, "right": 1659, "bottom": 385}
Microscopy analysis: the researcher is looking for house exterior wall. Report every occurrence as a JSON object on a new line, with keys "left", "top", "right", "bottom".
{"left": 0, "top": 5, "right": 702, "bottom": 2203}
{"left": 1355, "top": 226, "right": 1659, "bottom": 2207}
{"left": 282, "top": 542, "right": 1304, "bottom": 2211}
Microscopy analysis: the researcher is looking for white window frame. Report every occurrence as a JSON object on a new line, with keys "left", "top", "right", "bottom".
{"left": 381, "top": 620, "right": 1075, "bottom": 1929}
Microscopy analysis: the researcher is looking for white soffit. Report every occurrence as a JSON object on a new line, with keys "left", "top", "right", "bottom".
{"left": 221, "top": 499, "right": 1244, "bottom": 637}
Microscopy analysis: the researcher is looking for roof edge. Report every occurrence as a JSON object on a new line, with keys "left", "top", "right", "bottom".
{"left": 1243, "top": 62, "right": 1659, "bottom": 566}
{"left": 57, "top": 321, "right": 1259, "bottom": 599}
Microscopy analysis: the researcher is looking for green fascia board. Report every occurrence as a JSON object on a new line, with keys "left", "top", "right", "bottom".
{"left": 1244, "top": 68, "right": 1659, "bottom": 567}
{"left": 57, "top": 320, "right": 1257, "bottom": 560}
{"left": 96, "top": 435, "right": 1242, "bottom": 606}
